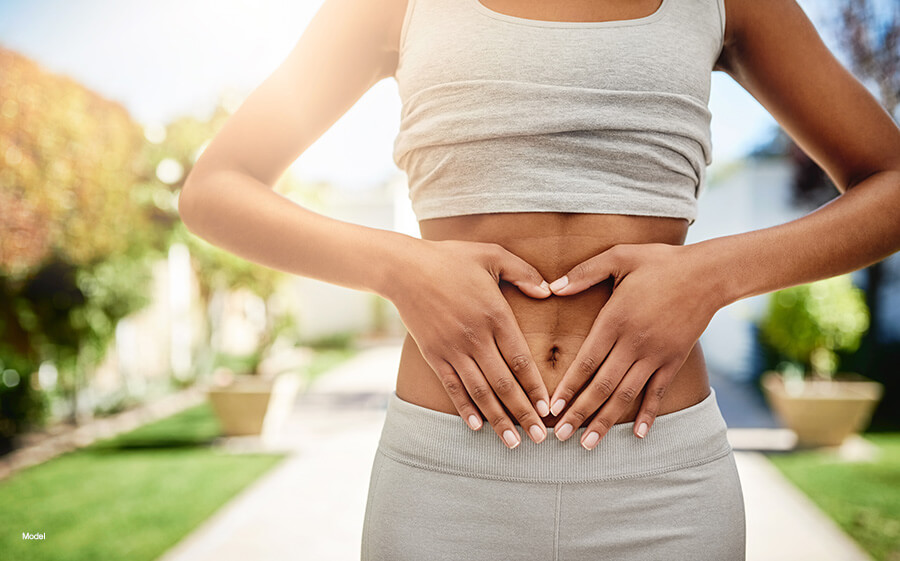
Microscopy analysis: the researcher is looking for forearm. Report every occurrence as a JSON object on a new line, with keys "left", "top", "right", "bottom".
{"left": 177, "top": 168, "right": 420, "bottom": 299}
{"left": 691, "top": 169, "right": 900, "bottom": 309}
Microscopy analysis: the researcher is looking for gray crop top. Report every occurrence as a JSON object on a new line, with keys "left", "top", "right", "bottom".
{"left": 391, "top": 0, "right": 727, "bottom": 226}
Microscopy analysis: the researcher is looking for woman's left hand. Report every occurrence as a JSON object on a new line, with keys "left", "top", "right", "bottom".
{"left": 545, "top": 242, "right": 725, "bottom": 449}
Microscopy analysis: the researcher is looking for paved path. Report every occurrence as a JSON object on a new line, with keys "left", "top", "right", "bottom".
{"left": 156, "top": 342, "right": 873, "bottom": 561}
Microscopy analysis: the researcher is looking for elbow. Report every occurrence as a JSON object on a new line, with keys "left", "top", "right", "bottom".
{"left": 178, "top": 165, "right": 263, "bottom": 234}
{"left": 177, "top": 172, "right": 207, "bottom": 232}
{"left": 176, "top": 185, "right": 191, "bottom": 225}
{"left": 176, "top": 185, "right": 197, "bottom": 231}
{"left": 841, "top": 168, "right": 900, "bottom": 196}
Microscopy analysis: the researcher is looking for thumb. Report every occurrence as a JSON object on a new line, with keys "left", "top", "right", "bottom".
{"left": 491, "top": 247, "right": 552, "bottom": 298}
{"left": 548, "top": 246, "right": 626, "bottom": 296}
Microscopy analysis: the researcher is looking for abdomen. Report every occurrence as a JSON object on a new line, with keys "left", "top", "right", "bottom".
{"left": 395, "top": 211, "right": 712, "bottom": 427}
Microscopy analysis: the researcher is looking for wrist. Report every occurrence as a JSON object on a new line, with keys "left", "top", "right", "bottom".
{"left": 683, "top": 238, "right": 741, "bottom": 313}
{"left": 371, "top": 233, "right": 432, "bottom": 302}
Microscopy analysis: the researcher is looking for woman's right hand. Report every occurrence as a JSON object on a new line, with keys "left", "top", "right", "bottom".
{"left": 385, "top": 239, "right": 554, "bottom": 449}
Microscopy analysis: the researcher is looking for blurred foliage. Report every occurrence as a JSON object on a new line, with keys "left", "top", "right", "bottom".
{"left": 0, "top": 47, "right": 166, "bottom": 444}
{"left": 758, "top": 275, "right": 870, "bottom": 379}
{"left": 302, "top": 330, "right": 357, "bottom": 351}
{"left": 0, "top": 37, "right": 372, "bottom": 458}
{"left": 0, "top": 48, "right": 165, "bottom": 280}
{"left": 212, "top": 351, "right": 265, "bottom": 376}
{"left": 0, "top": 346, "right": 46, "bottom": 455}
{"left": 0, "top": 45, "right": 310, "bottom": 448}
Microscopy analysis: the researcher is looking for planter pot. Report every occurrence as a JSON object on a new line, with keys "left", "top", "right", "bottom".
{"left": 207, "top": 372, "right": 302, "bottom": 438}
{"left": 761, "top": 370, "right": 884, "bottom": 448}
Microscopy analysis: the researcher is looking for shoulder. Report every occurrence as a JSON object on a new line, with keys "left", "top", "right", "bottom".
{"left": 713, "top": 0, "right": 830, "bottom": 76}
{"left": 318, "top": 0, "right": 410, "bottom": 79}
{"left": 713, "top": 0, "right": 812, "bottom": 74}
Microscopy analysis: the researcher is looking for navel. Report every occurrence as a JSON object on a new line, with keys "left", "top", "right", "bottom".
{"left": 547, "top": 344, "right": 562, "bottom": 368}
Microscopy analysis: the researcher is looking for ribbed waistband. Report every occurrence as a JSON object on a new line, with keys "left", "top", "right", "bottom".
{"left": 376, "top": 387, "right": 733, "bottom": 483}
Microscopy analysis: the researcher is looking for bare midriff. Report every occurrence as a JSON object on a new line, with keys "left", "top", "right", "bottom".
{"left": 394, "top": 212, "right": 712, "bottom": 429}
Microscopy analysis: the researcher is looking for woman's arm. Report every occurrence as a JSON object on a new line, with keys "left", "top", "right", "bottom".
{"left": 694, "top": 0, "right": 900, "bottom": 305}
{"left": 178, "top": 0, "right": 554, "bottom": 447}
{"left": 544, "top": 0, "right": 900, "bottom": 448}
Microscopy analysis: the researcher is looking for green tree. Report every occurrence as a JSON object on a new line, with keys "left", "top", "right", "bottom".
{"left": 0, "top": 47, "right": 162, "bottom": 439}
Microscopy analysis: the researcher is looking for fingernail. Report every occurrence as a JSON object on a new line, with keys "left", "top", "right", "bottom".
{"left": 503, "top": 429, "right": 520, "bottom": 449}
{"left": 529, "top": 424, "right": 546, "bottom": 443}
{"left": 555, "top": 422, "right": 573, "bottom": 440}
{"left": 550, "top": 398, "right": 566, "bottom": 416}
{"left": 582, "top": 431, "right": 600, "bottom": 450}
{"left": 468, "top": 415, "right": 482, "bottom": 430}
{"left": 536, "top": 400, "right": 550, "bottom": 417}
{"left": 636, "top": 422, "right": 648, "bottom": 438}
{"left": 539, "top": 280, "right": 551, "bottom": 295}
{"left": 548, "top": 276, "right": 568, "bottom": 292}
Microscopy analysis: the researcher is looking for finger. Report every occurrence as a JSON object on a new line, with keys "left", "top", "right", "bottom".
{"left": 547, "top": 245, "right": 628, "bottom": 296}
{"left": 454, "top": 355, "right": 524, "bottom": 449}
{"left": 488, "top": 244, "right": 552, "bottom": 298}
{"left": 554, "top": 343, "right": 631, "bottom": 441}
{"left": 475, "top": 345, "right": 548, "bottom": 443}
{"left": 633, "top": 361, "right": 679, "bottom": 439}
{"left": 580, "top": 359, "right": 656, "bottom": 450}
{"left": 491, "top": 310, "right": 552, "bottom": 418}
{"left": 548, "top": 317, "right": 617, "bottom": 416}
{"left": 426, "top": 354, "right": 485, "bottom": 431}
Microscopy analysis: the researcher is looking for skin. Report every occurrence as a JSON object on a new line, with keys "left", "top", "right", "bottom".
{"left": 178, "top": 0, "right": 900, "bottom": 453}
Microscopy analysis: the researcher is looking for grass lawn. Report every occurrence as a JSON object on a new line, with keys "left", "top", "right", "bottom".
{"left": 0, "top": 340, "right": 359, "bottom": 560}
{"left": 0, "top": 401, "right": 286, "bottom": 561}
{"left": 765, "top": 433, "right": 900, "bottom": 561}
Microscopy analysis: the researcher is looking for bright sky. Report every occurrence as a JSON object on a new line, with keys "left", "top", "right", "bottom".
{"left": 0, "top": 0, "right": 840, "bottom": 190}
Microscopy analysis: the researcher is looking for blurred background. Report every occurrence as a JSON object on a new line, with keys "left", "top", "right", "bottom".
{"left": 0, "top": 0, "right": 898, "bottom": 560}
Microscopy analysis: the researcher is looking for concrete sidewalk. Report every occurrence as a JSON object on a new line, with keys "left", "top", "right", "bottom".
{"left": 156, "top": 342, "right": 874, "bottom": 561}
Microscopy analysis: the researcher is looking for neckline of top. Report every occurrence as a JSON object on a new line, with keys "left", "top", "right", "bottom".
{"left": 470, "top": 0, "right": 673, "bottom": 28}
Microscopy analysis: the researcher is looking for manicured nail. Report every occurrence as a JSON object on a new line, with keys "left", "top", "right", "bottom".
{"left": 550, "top": 398, "right": 566, "bottom": 416}
{"left": 582, "top": 431, "right": 600, "bottom": 450}
{"left": 536, "top": 400, "right": 550, "bottom": 417}
{"left": 529, "top": 424, "right": 546, "bottom": 443}
{"left": 539, "top": 280, "right": 551, "bottom": 295}
{"left": 503, "top": 429, "right": 521, "bottom": 449}
{"left": 555, "top": 422, "right": 573, "bottom": 440}
{"left": 636, "top": 422, "right": 648, "bottom": 438}
{"left": 468, "top": 415, "right": 482, "bottom": 430}
{"left": 548, "top": 276, "right": 568, "bottom": 292}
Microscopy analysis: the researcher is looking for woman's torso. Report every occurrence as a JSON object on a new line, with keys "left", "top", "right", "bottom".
{"left": 389, "top": 0, "right": 720, "bottom": 428}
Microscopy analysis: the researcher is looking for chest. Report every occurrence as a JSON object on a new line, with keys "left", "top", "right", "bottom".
{"left": 475, "top": 0, "right": 665, "bottom": 23}
{"left": 396, "top": 0, "right": 722, "bottom": 104}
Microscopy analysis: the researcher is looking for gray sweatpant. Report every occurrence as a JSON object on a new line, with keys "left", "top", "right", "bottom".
{"left": 361, "top": 387, "right": 746, "bottom": 561}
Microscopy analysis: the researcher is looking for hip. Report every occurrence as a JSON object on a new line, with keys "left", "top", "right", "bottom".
{"left": 362, "top": 386, "right": 746, "bottom": 560}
